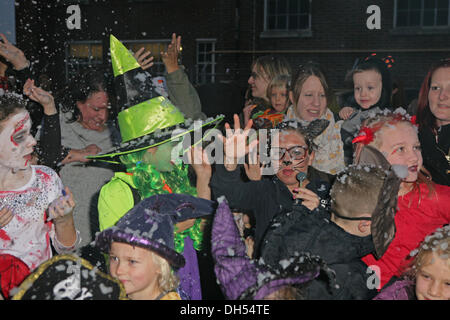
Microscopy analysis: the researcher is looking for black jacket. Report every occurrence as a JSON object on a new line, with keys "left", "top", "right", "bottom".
{"left": 260, "top": 207, "right": 378, "bottom": 300}
{"left": 210, "top": 164, "right": 331, "bottom": 259}
{"left": 419, "top": 125, "right": 450, "bottom": 186}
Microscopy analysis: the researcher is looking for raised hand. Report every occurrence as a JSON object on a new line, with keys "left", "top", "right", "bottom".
{"left": 222, "top": 114, "right": 258, "bottom": 171}
{"left": 188, "top": 145, "right": 212, "bottom": 180}
{"left": 244, "top": 153, "right": 262, "bottom": 181}
{"left": 0, "top": 33, "right": 29, "bottom": 70}
{"left": 23, "top": 79, "right": 56, "bottom": 115}
{"left": 161, "top": 33, "right": 181, "bottom": 74}
{"left": 133, "top": 47, "right": 154, "bottom": 70}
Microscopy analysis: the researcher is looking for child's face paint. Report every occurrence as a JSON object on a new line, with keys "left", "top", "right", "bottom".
{"left": 415, "top": 252, "right": 450, "bottom": 300}
{"left": 109, "top": 242, "right": 161, "bottom": 300}
{"left": 272, "top": 131, "right": 313, "bottom": 187}
{"left": 377, "top": 122, "right": 422, "bottom": 183}
{"left": 270, "top": 86, "right": 290, "bottom": 113}
{"left": 353, "top": 69, "right": 383, "bottom": 109}
{"left": 0, "top": 110, "right": 36, "bottom": 171}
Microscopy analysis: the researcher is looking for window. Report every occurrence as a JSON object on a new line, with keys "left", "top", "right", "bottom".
{"left": 196, "top": 39, "right": 216, "bottom": 84}
{"left": 64, "top": 39, "right": 175, "bottom": 82}
{"left": 65, "top": 41, "right": 103, "bottom": 82}
{"left": 395, "top": 0, "right": 450, "bottom": 27}
{"left": 121, "top": 39, "right": 171, "bottom": 76}
{"left": 264, "top": 0, "right": 311, "bottom": 31}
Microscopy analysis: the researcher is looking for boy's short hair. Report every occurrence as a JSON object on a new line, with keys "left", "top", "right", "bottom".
{"left": 330, "top": 165, "right": 386, "bottom": 219}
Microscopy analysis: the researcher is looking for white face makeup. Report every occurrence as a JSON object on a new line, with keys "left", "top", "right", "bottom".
{"left": 0, "top": 110, "right": 36, "bottom": 171}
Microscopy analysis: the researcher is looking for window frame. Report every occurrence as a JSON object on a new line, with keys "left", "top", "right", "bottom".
{"left": 264, "top": 0, "right": 312, "bottom": 32}
{"left": 196, "top": 38, "right": 217, "bottom": 85}
{"left": 64, "top": 40, "right": 103, "bottom": 82}
{"left": 393, "top": 0, "right": 450, "bottom": 28}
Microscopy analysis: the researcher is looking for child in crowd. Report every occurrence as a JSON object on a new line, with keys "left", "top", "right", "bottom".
{"left": 211, "top": 197, "right": 336, "bottom": 300}
{"left": 340, "top": 54, "right": 395, "bottom": 164}
{"left": 0, "top": 93, "right": 80, "bottom": 298}
{"left": 352, "top": 110, "right": 450, "bottom": 289}
{"left": 95, "top": 193, "right": 215, "bottom": 300}
{"left": 243, "top": 55, "right": 291, "bottom": 128}
{"left": 374, "top": 225, "right": 450, "bottom": 300}
{"left": 250, "top": 74, "right": 291, "bottom": 129}
{"left": 260, "top": 161, "right": 402, "bottom": 299}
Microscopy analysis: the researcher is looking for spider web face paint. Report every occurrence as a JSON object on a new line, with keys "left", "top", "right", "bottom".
{"left": 0, "top": 111, "right": 36, "bottom": 171}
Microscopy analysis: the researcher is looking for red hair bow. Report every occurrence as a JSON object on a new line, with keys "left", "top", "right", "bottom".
{"left": 352, "top": 127, "right": 375, "bottom": 145}
{"left": 410, "top": 115, "right": 417, "bottom": 125}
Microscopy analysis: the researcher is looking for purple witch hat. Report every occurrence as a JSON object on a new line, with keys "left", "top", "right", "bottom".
{"left": 95, "top": 193, "right": 215, "bottom": 269}
{"left": 211, "top": 197, "right": 336, "bottom": 300}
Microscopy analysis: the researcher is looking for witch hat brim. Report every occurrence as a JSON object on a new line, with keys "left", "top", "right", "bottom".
{"left": 95, "top": 194, "right": 216, "bottom": 269}
{"left": 212, "top": 197, "right": 335, "bottom": 300}
{"left": 11, "top": 254, "right": 127, "bottom": 300}
{"left": 87, "top": 113, "right": 224, "bottom": 163}
{"left": 354, "top": 145, "right": 401, "bottom": 259}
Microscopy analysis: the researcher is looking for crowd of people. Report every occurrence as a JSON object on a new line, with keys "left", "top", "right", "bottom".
{"left": 0, "top": 31, "right": 449, "bottom": 300}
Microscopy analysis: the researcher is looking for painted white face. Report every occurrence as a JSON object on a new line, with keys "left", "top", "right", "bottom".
{"left": 0, "top": 110, "right": 36, "bottom": 171}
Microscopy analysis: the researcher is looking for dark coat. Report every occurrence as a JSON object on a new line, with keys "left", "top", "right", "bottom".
{"left": 210, "top": 164, "right": 331, "bottom": 259}
{"left": 419, "top": 124, "right": 450, "bottom": 186}
{"left": 259, "top": 207, "right": 378, "bottom": 300}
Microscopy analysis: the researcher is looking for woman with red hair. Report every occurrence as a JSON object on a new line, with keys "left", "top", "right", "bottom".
{"left": 416, "top": 58, "right": 450, "bottom": 186}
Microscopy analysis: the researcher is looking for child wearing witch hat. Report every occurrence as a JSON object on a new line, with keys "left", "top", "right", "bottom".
{"left": 211, "top": 197, "right": 336, "bottom": 300}
{"left": 89, "top": 35, "right": 223, "bottom": 300}
{"left": 95, "top": 193, "right": 215, "bottom": 300}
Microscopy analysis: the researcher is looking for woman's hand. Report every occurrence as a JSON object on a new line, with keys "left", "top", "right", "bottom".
{"left": 243, "top": 103, "right": 254, "bottom": 126}
{"left": 23, "top": 79, "right": 57, "bottom": 115}
{"left": 0, "top": 206, "right": 14, "bottom": 229}
{"left": 161, "top": 33, "right": 181, "bottom": 74}
{"left": 221, "top": 114, "right": 258, "bottom": 171}
{"left": 292, "top": 187, "right": 320, "bottom": 211}
{"left": 63, "top": 144, "right": 101, "bottom": 164}
{"left": 133, "top": 47, "right": 154, "bottom": 70}
{"left": 0, "top": 33, "right": 29, "bottom": 70}
{"left": 244, "top": 153, "right": 262, "bottom": 181}
{"left": 188, "top": 145, "right": 212, "bottom": 180}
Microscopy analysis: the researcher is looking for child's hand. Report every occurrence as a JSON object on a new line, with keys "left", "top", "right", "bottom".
{"left": 133, "top": 47, "right": 154, "bottom": 71}
{"left": 292, "top": 187, "right": 320, "bottom": 211}
{"left": 23, "top": 79, "right": 57, "bottom": 115}
{"left": 339, "top": 106, "right": 355, "bottom": 120}
{"left": 48, "top": 187, "right": 75, "bottom": 225}
{"left": 0, "top": 206, "right": 14, "bottom": 229}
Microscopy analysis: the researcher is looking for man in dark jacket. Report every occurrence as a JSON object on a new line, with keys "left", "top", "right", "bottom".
{"left": 260, "top": 164, "right": 401, "bottom": 300}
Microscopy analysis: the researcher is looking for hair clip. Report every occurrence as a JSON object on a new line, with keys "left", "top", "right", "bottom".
{"left": 352, "top": 126, "right": 375, "bottom": 145}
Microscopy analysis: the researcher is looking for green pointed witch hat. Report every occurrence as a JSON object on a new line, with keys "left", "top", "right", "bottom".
{"left": 88, "top": 35, "right": 223, "bottom": 163}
